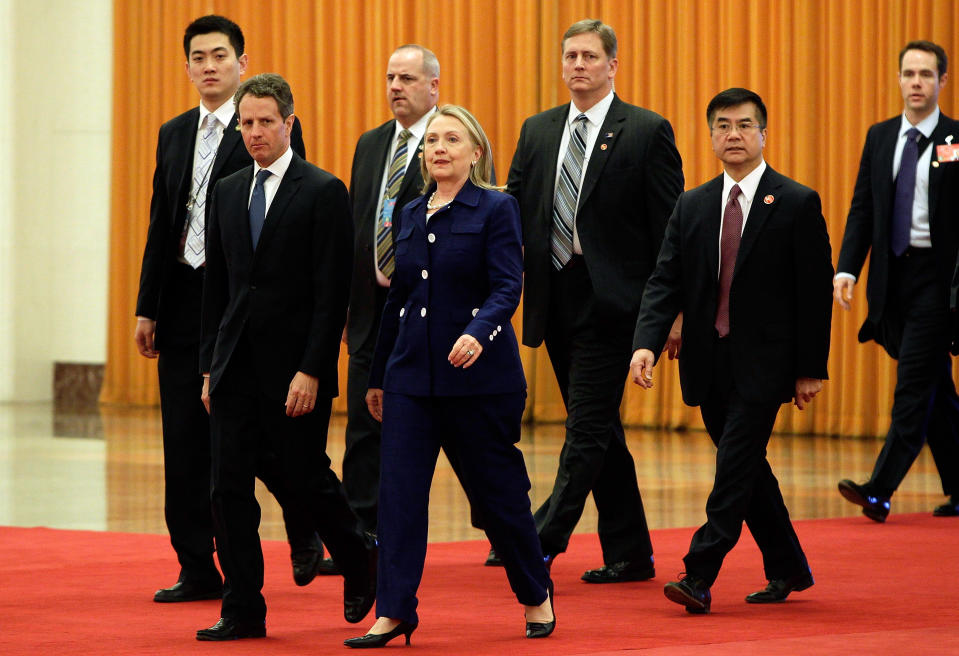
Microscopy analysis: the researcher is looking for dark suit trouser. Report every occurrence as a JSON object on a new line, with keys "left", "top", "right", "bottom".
{"left": 210, "top": 339, "right": 367, "bottom": 622}
{"left": 376, "top": 392, "right": 548, "bottom": 626}
{"left": 534, "top": 260, "right": 653, "bottom": 564}
{"left": 685, "top": 338, "right": 809, "bottom": 586}
{"left": 871, "top": 250, "right": 959, "bottom": 497}
{"left": 344, "top": 285, "right": 485, "bottom": 534}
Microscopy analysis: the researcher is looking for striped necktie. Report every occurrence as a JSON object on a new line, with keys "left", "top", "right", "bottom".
{"left": 183, "top": 114, "right": 220, "bottom": 268}
{"left": 376, "top": 129, "right": 412, "bottom": 278}
{"left": 551, "top": 114, "right": 588, "bottom": 269}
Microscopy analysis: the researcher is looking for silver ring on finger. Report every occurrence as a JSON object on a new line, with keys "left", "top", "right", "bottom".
{"left": 467, "top": 350, "right": 474, "bottom": 357}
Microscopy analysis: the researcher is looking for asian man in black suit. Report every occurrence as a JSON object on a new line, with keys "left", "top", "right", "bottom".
{"left": 632, "top": 88, "right": 833, "bottom": 613}
{"left": 835, "top": 40, "right": 959, "bottom": 521}
{"left": 506, "top": 19, "right": 684, "bottom": 583}
{"left": 134, "top": 15, "right": 321, "bottom": 603}
{"left": 197, "top": 73, "right": 374, "bottom": 641}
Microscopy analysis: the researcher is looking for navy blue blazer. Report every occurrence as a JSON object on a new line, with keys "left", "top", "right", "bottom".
{"left": 369, "top": 180, "right": 526, "bottom": 396}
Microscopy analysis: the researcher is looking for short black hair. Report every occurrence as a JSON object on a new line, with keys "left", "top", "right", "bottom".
{"left": 183, "top": 15, "right": 244, "bottom": 59}
{"left": 706, "top": 88, "right": 767, "bottom": 129}
{"left": 899, "top": 40, "right": 948, "bottom": 77}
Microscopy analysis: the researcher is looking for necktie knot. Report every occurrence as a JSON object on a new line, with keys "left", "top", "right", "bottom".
{"left": 728, "top": 184, "right": 742, "bottom": 202}
{"left": 575, "top": 113, "right": 587, "bottom": 124}
{"left": 398, "top": 128, "right": 412, "bottom": 144}
{"left": 255, "top": 169, "right": 272, "bottom": 187}
{"left": 906, "top": 127, "right": 921, "bottom": 143}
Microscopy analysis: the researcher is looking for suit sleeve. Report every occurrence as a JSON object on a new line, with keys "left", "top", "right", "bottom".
{"left": 836, "top": 126, "right": 877, "bottom": 277}
{"left": 793, "top": 189, "right": 834, "bottom": 380}
{"left": 465, "top": 194, "right": 523, "bottom": 340}
{"left": 135, "top": 128, "right": 169, "bottom": 319}
{"left": 199, "top": 180, "right": 228, "bottom": 374}
{"left": 299, "top": 177, "right": 353, "bottom": 380}
{"left": 632, "top": 193, "right": 686, "bottom": 359}
{"left": 642, "top": 119, "right": 685, "bottom": 264}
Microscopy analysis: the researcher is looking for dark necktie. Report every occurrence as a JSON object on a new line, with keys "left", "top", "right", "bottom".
{"left": 891, "top": 127, "right": 921, "bottom": 256}
{"left": 715, "top": 184, "right": 743, "bottom": 337}
{"left": 249, "top": 169, "right": 272, "bottom": 249}
{"left": 376, "top": 129, "right": 412, "bottom": 278}
{"left": 551, "top": 114, "right": 588, "bottom": 269}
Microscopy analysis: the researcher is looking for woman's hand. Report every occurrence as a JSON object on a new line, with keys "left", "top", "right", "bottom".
{"left": 448, "top": 333, "right": 483, "bottom": 368}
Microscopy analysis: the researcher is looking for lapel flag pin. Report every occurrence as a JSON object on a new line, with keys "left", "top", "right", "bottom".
{"left": 605, "top": 132, "right": 614, "bottom": 138}
{"left": 763, "top": 195, "right": 774, "bottom": 204}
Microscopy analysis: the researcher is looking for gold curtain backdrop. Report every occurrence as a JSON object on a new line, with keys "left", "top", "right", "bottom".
{"left": 104, "top": 0, "right": 959, "bottom": 438}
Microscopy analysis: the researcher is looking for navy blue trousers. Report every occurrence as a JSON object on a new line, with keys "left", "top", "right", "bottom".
{"left": 376, "top": 391, "right": 549, "bottom": 625}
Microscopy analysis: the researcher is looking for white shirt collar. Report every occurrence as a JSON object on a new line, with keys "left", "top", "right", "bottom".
{"left": 395, "top": 106, "right": 436, "bottom": 143}
{"left": 566, "top": 90, "right": 615, "bottom": 128}
{"left": 199, "top": 98, "right": 236, "bottom": 130}
{"left": 900, "top": 106, "right": 940, "bottom": 138}
{"left": 253, "top": 145, "right": 294, "bottom": 179}
{"left": 722, "top": 159, "right": 767, "bottom": 205}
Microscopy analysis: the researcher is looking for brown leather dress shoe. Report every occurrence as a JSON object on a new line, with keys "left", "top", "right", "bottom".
{"left": 581, "top": 560, "right": 655, "bottom": 583}
{"left": 153, "top": 579, "right": 222, "bottom": 603}
{"left": 196, "top": 617, "right": 266, "bottom": 641}
{"left": 745, "top": 572, "right": 814, "bottom": 603}
{"left": 664, "top": 574, "right": 711, "bottom": 614}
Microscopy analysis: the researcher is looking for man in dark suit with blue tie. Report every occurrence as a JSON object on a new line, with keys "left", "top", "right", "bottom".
{"left": 507, "top": 19, "right": 684, "bottom": 583}
{"left": 134, "top": 15, "right": 321, "bottom": 604}
{"left": 632, "top": 88, "right": 833, "bottom": 613}
{"left": 197, "top": 73, "right": 374, "bottom": 641}
{"left": 835, "top": 41, "right": 959, "bottom": 521}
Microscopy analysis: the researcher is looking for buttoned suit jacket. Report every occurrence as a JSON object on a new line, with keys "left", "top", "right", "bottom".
{"left": 368, "top": 181, "right": 526, "bottom": 397}
{"left": 506, "top": 94, "right": 684, "bottom": 346}
{"left": 200, "top": 153, "right": 353, "bottom": 402}
{"left": 837, "top": 113, "right": 959, "bottom": 346}
{"left": 136, "top": 107, "right": 304, "bottom": 349}
{"left": 633, "top": 167, "right": 834, "bottom": 406}
{"left": 346, "top": 119, "right": 427, "bottom": 354}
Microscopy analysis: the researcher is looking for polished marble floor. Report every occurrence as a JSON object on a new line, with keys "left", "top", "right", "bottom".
{"left": 0, "top": 402, "right": 951, "bottom": 542}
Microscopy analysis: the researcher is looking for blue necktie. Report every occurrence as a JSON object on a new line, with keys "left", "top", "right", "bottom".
{"left": 891, "top": 127, "right": 921, "bottom": 256}
{"left": 249, "top": 169, "right": 272, "bottom": 249}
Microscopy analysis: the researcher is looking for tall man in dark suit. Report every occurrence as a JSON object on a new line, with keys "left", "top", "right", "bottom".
{"left": 835, "top": 41, "right": 959, "bottom": 521}
{"left": 632, "top": 88, "right": 833, "bottom": 613}
{"left": 134, "top": 15, "right": 321, "bottom": 603}
{"left": 343, "top": 45, "right": 439, "bottom": 536}
{"left": 197, "top": 74, "right": 374, "bottom": 641}
{"left": 507, "top": 19, "right": 684, "bottom": 583}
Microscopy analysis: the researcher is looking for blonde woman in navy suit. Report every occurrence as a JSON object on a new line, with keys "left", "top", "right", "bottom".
{"left": 345, "top": 105, "right": 554, "bottom": 648}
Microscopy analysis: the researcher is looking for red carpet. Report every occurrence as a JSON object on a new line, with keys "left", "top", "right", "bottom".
{"left": 1, "top": 515, "right": 958, "bottom": 654}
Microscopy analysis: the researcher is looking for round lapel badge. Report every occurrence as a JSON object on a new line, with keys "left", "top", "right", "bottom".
{"left": 763, "top": 195, "right": 774, "bottom": 204}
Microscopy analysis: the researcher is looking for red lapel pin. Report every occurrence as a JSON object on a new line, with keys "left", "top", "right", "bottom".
{"left": 763, "top": 195, "right": 774, "bottom": 204}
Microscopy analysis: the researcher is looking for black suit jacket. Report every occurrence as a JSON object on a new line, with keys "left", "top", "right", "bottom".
{"left": 507, "top": 95, "right": 684, "bottom": 346}
{"left": 346, "top": 119, "right": 426, "bottom": 354}
{"left": 200, "top": 153, "right": 353, "bottom": 402}
{"left": 136, "top": 107, "right": 305, "bottom": 349}
{"left": 837, "top": 113, "right": 959, "bottom": 345}
{"left": 633, "top": 167, "right": 834, "bottom": 406}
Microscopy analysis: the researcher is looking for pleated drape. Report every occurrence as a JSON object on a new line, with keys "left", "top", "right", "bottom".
{"left": 103, "top": 0, "right": 959, "bottom": 437}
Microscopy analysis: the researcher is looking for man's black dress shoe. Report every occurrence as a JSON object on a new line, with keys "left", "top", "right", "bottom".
{"left": 344, "top": 620, "right": 417, "bottom": 648}
{"left": 838, "top": 479, "right": 890, "bottom": 522}
{"left": 543, "top": 553, "right": 556, "bottom": 573}
{"left": 485, "top": 548, "right": 504, "bottom": 566}
{"left": 196, "top": 617, "right": 266, "bottom": 641}
{"left": 291, "top": 548, "right": 322, "bottom": 586}
{"left": 316, "top": 557, "right": 340, "bottom": 575}
{"left": 581, "top": 560, "right": 655, "bottom": 583}
{"left": 664, "top": 574, "right": 711, "bottom": 614}
{"left": 344, "top": 536, "right": 377, "bottom": 624}
{"left": 745, "top": 572, "right": 814, "bottom": 603}
{"left": 153, "top": 579, "right": 222, "bottom": 603}
{"left": 933, "top": 496, "right": 959, "bottom": 517}
{"left": 526, "top": 578, "right": 555, "bottom": 638}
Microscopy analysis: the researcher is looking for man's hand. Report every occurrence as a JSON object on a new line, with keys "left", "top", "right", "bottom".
{"left": 286, "top": 371, "right": 319, "bottom": 417}
{"left": 134, "top": 317, "right": 158, "bottom": 358}
{"left": 201, "top": 376, "right": 211, "bottom": 414}
{"left": 833, "top": 277, "right": 855, "bottom": 311}
{"left": 366, "top": 388, "right": 384, "bottom": 422}
{"left": 794, "top": 377, "right": 823, "bottom": 410}
{"left": 664, "top": 312, "right": 683, "bottom": 360}
{"left": 630, "top": 349, "right": 656, "bottom": 389}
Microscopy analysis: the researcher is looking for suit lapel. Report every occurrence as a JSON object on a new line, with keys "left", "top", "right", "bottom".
{"left": 579, "top": 96, "right": 625, "bottom": 208}
{"left": 397, "top": 136, "right": 425, "bottom": 200}
{"left": 735, "top": 167, "right": 783, "bottom": 276}
{"left": 173, "top": 109, "right": 200, "bottom": 225}
{"left": 875, "top": 120, "right": 899, "bottom": 222}
{"left": 927, "top": 114, "right": 955, "bottom": 221}
{"left": 210, "top": 113, "right": 243, "bottom": 183}
{"left": 700, "top": 176, "right": 724, "bottom": 282}
{"left": 539, "top": 105, "right": 569, "bottom": 222}
{"left": 255, "top": 155, "right": 302, "bottom": 257}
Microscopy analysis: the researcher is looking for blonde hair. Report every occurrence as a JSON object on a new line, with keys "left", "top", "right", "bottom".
{"left": 420, "top": 104, "right": 502, "bottom": 192}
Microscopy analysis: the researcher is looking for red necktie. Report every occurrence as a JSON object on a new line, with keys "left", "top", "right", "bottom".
{"left": 714, "top": 184, "right": 742, "bottom": 337}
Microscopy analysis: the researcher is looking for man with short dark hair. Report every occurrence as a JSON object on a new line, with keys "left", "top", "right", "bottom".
{"left": 507, "top": 19, "right": 684, "bottom": 582}
{"left": 835, "top": 40, "right": 959, "bottom": 521}
{"left": 197, "top": 73, "right": 374, "bottom": 641}
{"left": 134, "top": 14, "right": 319, "bottom": 604}
{"left": 632, "top": 87, "right": 833, "bottom": 613}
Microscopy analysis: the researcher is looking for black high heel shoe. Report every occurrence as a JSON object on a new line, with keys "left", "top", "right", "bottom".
{"left": 526, "top": 579, "right": 555, "bottom": 639}
{"left": 344, "top": 620, "right": 417, "bottom": 648}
